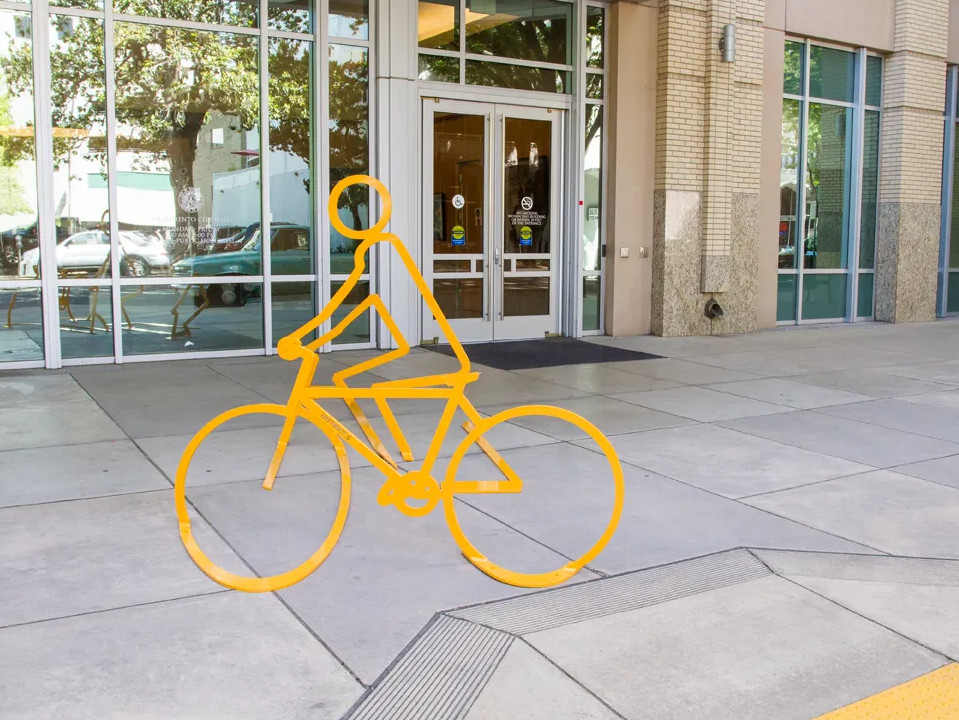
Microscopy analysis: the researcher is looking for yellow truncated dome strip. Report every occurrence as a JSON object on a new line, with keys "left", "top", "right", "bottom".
{"left": 815, "top": 664, "right": 959, "bottom": 719}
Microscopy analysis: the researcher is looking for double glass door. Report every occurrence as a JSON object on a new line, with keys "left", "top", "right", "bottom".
{"left": 423, "top": 99, "right": 560, "bottom": 342}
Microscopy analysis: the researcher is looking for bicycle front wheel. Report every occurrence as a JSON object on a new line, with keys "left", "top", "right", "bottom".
{"left": 443, "top": 405, "right": 624, "bottom": 588}
{"left": 174, "top": 403, "right": 351, "bottom": 593}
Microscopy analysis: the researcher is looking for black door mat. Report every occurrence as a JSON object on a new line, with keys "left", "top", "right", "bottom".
{"left": 423, "top": 337, "right": 661, "bottom": 371}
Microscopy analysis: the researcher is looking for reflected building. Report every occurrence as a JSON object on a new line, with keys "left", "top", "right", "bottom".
{"left": 1, "top": 0, "right": 958, "bottom": 368}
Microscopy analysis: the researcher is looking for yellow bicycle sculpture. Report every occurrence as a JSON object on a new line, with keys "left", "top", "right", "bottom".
{"left": 174, "top": 175, "right": 624, "bottom": 592}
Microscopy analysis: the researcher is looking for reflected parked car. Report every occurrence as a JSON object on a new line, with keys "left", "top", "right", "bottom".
{"left": 172, "top": 224, "right": 311, "bottom": 306}
{"left": 1, "top": 217, "right": 79, "bottom": 268}
{"left": 18, "top": 230, "right": 171, "bottom": 278}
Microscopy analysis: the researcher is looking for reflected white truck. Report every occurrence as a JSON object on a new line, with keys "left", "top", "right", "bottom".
{"left": 18, "top": 230, "right": 171, "bottom": 278}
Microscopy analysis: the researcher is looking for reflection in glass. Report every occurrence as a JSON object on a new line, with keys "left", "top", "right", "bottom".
{"left": 949, "top": 272, "right": 959, "bottom": 313}
{"left": 0, "top": 10, "right": 39, "bottom": 282}
{"left": 433, "top": 278, "right": 483, "bottom": 320}
{"left": 859, "top": 110, "right": 879, "bottom": 268}
{"left": 331, "top": 279, "right": 369, "bottom": 344}
{"left": 783, "top": 40, "right": 803, "bottom": 95}
{"left": 583, "top": 275, "right": 600, "bottom": 331}
{"left": 465, "top": 0, "right": 571, "bottom": 66}
{"left": 804, "top": 103, "right": 852, "bottom": 270}
{"left": 48, "top": 16, "right": 108, "bottom": 281}
{"left": 59, "top": 285, "right": 113, "bottom": 358}
{"left": 465, "top": 60, "right": 567, "bottom": 93}
{"left": 503, "top": 117, "right": 550, "bottom": 254}
{"left": 329, "top": 44, "right": 369, "bottom": 275}
{"left": 779, "top": 99, "right": 800, "bottom": 270}
{"left": 801, "top": 273, "right": 846, "bottom": 320}
{"left": 583, "top": 105, "right": 602, "bottom": 272}
{"left": 115, "top": 0, "right": 257, "bottom": 28}
{"left": 777, "top": 274, "right": 797, "bottom": 322}
{"left": 586, "top": 6, "right": 604, "bottom": 69}
{"left": 268, "top": 0, "right": 311, "bottom": 33}
{"left": 270, "top": 38, "right": 314, "bottom": 273}
{"left": 419, "top": 0, "right": 458, "bottom": 50}
{"left": 114, "top": 23, "right": 260, "bottom": 271}
{"left": 0, "top": 287, "right": 43, "bottom": 361}
{"left": 504, "top": 277, "right": 548, "bottom": 316}
{"left": 809, "top": 45, "right": 854, "bottom": 103}
{"left": 586, "top": 74, "right": 603, "bottom": 100}
{"left": 857, "top": 272, "right": 874, "bottom": 318}
{"left": 951, "top": 133, "right": 959, "bottom": 269}
{"left": 123, "top": 283, "right": 263, "bottom": 354}
{"left": 272, "top": 281, "right": 315, "bottom": 345}
{"left": 419, "top": 54, "right": 460, "bottom": 83}
{"left": 330, "top": 0, "right": 369, "bottom": 40}
{"left": 865, "top": 55, "right": 882, "bottom": 107}
{"left": 52, "top": 0, "right": 102, "bottom": 16}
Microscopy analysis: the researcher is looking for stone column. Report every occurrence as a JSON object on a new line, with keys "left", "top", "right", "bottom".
{"left": 875, "top": 0, "right": 949, "bottom": 322}
{"left": 651, "top": 0, "right": 762, "bottom": 336}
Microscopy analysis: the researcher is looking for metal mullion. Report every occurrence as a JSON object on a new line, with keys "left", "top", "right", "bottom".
{"left": 596, "top": 4, "right": 608, "bottom": 335}
{"left": 365, "top": 0, "right": 376, "bottom": 350}
{"left": 116, "top": 275, "right": 266, "bottom": 285}
{"left": 318, "top": 0, "right": 331, "bottom": 350}
{"left": 847, "top": 47, "right": 867, "bottom": 322}
{"left": 571, "top": 0, "right": 586, "bottom": 337}
{"left": 463, "top": 53, "right": 572, "bottom": 73}
{"left": 271, "top": 274, "right": 317, "bottom": 281}
{"left": 121, "top": 348, "right": 265, "bottom": 363}
{"left": 795, "top": 41, "right": 812, "bottom": 323}
{"left": 939, "top": 66, "right": 957, "bottom": 317}
{"left": 0, "top": 0, "right": 31, "bottom": 8}
{"left": 417, "top": 47, "right": 460, "bottom": 59}
{"left": 328, "top": 35, "right": 369, "bottom": 48}
{"left": 111, "top": 12, "right": 260, "bottom": 35}
{"left": 104, "top": 0, "right": 121, "bottom": 362}
{"left": 31, "top": 0, "right": 62, "bottom": 368}
{"left": 44, "top": 5, "right": 101, "bottom": 18}
{"left": 57, "top": 277, "right": 114, "bottom": 287}
{"left": 265, "top": 29, "right": 314, "bottom": 41}
{"left": 259, "top": 0, "right": 272, "bottom": 353}
{"left": 0, "top": 281, "right": 42, "bottom": 290}
{"left": 459, "top": 0, "right": 465, "bottom": 84}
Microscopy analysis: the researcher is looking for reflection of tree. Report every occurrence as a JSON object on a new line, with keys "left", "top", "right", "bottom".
{"left": 0, "top": 94, "right": 32, "bottom": 216}
{"left": 329, "top": 48, "right": 369, "bottom": 235}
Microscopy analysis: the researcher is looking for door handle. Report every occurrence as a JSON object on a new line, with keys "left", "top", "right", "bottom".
{"left": 494, "top": 247, "right": 500, "bottom": 266}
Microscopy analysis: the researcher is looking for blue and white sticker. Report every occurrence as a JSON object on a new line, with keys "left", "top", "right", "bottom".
{"left": 519, "top": 226, "right": 533, "bottom": 246}
{"left": 451, "top": 225, "right": 466, "bottom": 246}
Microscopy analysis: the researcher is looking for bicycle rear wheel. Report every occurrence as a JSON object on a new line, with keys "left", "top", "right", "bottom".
{"left": 174, "top": 403, "right": 351, "bottom": 593}
{"left": 443, "top": 405, "right": 624, "bottom": 588}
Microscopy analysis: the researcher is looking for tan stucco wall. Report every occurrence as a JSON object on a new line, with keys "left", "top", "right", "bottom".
{"left": 757, "top": 27, "right": 785, "bottom": 329}
{"left": 605, "top": 1, "right": 657, "bottom": 336}
{"left": 949, "top": 0, "right": 959, "bottom": 63}
{"left": 764, "top": 0, "right": 895, "bottom": 50}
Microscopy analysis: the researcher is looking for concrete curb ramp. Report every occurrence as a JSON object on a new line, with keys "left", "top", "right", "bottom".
{"left": 343, "top": 549, "right": 959, "bottom": 720}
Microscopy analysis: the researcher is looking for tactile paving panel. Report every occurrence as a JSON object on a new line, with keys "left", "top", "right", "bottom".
{"left": 815, "top": 664, "right": 959, "bottom": 719}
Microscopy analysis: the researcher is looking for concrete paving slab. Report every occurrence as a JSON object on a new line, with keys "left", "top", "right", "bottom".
{"left": 613, "top": 386, "right": 791, "bottom": 422}
{"left": 585, "top": 334, "right": 742, "bottom": 358}
{"left": 479, "top": 395, "right": 692, "bottom": 440}
{"left": 684, "top": 351, "right": 832, "bottom": 377}
{"left": 755, "top": 550, "right": 959, "bottom": 586}
{"left": 720, "top": 411, "right": 959, "bottom": 467}
{"left": 746, "top": 470, "right": 959, "bottom": 558}
{"left": 900, "top": 389, "right": 959, "bottom": 411}
{"left": 71, "top": 364, "right": 275, "bottom": 438}
{"left": 467, "top": 367, "right": 593, "bottom": 407}
{"left": 465, "top": 446, "right": 872, "bottom": 575}
{"left": 791, "top": 369, "right": 954, "bottom": 398}
{"left": 765, "top": 345, "right": 931, "bottom": 370}
{"left": 708, "top": 378, "right": 872, "bottom": 409}
{"left": 608, "top": 358, "right": 761, "bottom": 385}
{"left": 817, "top": 399, "right": 959, "bottom": 444}
{"left": 526, "top": 575, "right": 945, "bottom": 720}
{"left": 0, "top": 440, "right": 168, "bottom": 507}
{"left": 793, "top": 576, "right": 959, "bottom": 660}
{"left": 873, "top": 361, "right": 959, "bottom": 385}
{"left": 895, "top": 454, "right": 959, "bottom": 490}
{"left": 0, "top": 490, "right": 238, "bottom": 626}
{"left": 0, "top": 373, "right": 90, "bottom": 406}
{"left": 0, "top": 592, "right": 362, "bottom": 720}
{"left": 184, "top": 466, "right": 599, "bottom": 684}
{"left": 515, "top": 364, "right": 680, "bottom": 395}
{"left": 605, "top": 424, "right": 870, "bottom": 498}
{"left": 0, "top": 396, "right": 126, "bottom": 452}
{"left": 464, "top": 640, "right": 621, "bottom": 720}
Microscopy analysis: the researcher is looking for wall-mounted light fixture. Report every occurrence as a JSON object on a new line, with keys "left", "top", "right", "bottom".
{"left": 719, "top": 23, "right": 736, "bottom": 63}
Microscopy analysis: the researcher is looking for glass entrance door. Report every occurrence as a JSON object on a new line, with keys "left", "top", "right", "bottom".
{"left": 423, "top": 99, "right": 560, "bottom": 343}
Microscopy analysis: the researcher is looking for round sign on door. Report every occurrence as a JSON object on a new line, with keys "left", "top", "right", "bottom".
{"left": 452, "top": 194, "right": 465, "bottom": 209}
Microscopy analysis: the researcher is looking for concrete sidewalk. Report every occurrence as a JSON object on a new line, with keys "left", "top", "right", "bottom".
{"left": 2, "top": 320, "right": 959, "bottom": 718}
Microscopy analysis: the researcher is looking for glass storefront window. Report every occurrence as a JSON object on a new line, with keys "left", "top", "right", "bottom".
{"left": 59, "top": 285, "right": 113, "bottom": 359}
{"left": 269, "top": 0, "right": 312, "bottom": 34}
{"left": 329, "top": 44, "right": 369, "bottom": 276}
{"left": 331, "top": 278, "right": 369, "bottom": 344}
{"left": 783, "top": 40, "right": 803, "bottom": 95}
{"left": 113, "top": 23, "right": 260, "bottom": 276}
{"left": 419, "top": 54, "right": 460, "bottom": 83}
{"left": 419, "top": 0, "right": 458, "bottom": 51}
{"left": 780, "top": 98, "right": 800, "bottom": 270}
{"left": 1, "top": 287, "right": 44, "bottom": 362}
{"left": 465, "top": 60, "right": 567, "bottom": 93}
{"left": 123, "top": 282, "right": 263, "bottom": 354}
{"left": 271, "top": 280, "right": 315, "bottom": 346}
{"left": 586, "top": 6, "right": 604, "bottom": 69}
{"left": 583, "top": 104, "right": 602, "bottom": 273}
{"left": 809, "top": 45, "right": 855, "bottom": 104}
{"left": 582, "top": 275, "right": 600, "bottom": 331}
{"left": 330, "top": 0, "right": 369, "bottom": 41}
{"left": 465, "top": 0, "right": 572, "bottom": 66}
{"left": 860, "top": 110, "right": 880, "bottom": 269}
{"left": 269, "top": 37, "right": 314, "bottom": 275}
{"left": 586, "top": 74, "right": 603, "bottom": 100}
{"left": 865, "top": 55, "right": 882, "bottom": 107}
{"left": 114, "top": 0, "right": 257, "bottom": 29}
{"left": 804, "top": 103, "right": 852, "bottom": 270}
